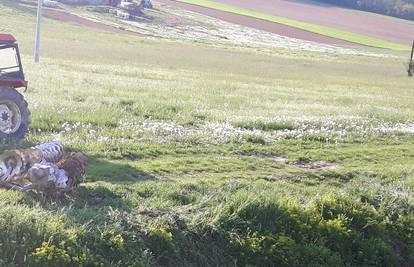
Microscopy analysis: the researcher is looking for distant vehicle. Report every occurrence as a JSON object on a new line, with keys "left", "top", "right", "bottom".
{"left": 112, "top": 0, "right": 153, "bottom": 20}
{"left": 0, "top": 34, "right": 30, "bottom": 139}
{"left": 141, "top": 0, "right": 152, "bottom": 9}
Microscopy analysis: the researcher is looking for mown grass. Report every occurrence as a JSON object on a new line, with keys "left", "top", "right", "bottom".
{"left": 176, "top": 0, "right": 411, "bottom": 51}
{"left": 0, "top": 1, "right": 414, "bottom": 266}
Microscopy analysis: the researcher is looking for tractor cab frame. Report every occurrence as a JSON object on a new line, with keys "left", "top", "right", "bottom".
{"left": 0, "top": 34, "right": 27, "bottom": 89}
{"left": 0, "top": 34, "right": 30, "bottom": 140}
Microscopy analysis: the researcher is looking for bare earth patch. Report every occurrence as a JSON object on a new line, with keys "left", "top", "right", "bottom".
{"left": 292, "top": 160, "right": 341, "bottom": 170}
{"left": 238, "top": 155, "right": 340, "bottom": 170}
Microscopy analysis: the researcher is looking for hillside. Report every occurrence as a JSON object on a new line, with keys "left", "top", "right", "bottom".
{"left": 315, "top": 0, "right": 414, "bottom": 20}
{"left": 173, "top": 0, "right": 413, "bottom": 49}
{"left": 0, "top": 0, "right": 413, "bottom": 266}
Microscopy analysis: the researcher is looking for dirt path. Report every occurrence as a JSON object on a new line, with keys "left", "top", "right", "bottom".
{"left": 208, "top": 0, "right": 414, "bottom": 45}
{"left": 43, "top": 9, "right": 144, "bottom": 36}
{"left": 156, "top": 0, "right": 363, "bottom": 47}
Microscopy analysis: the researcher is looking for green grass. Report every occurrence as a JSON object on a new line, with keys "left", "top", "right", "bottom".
{"left": 176, "top": 0, "right": 411, "bottom": 51}
{"left": 0, "top": 1, "right": 413, "bottom": 266}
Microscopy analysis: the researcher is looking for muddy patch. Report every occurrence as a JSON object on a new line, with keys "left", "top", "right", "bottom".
{"left": 238, "top": 154, "right": 340, "bottom": 170}
{"left": 292, "top": 160, "right": 340, "bottom": 170}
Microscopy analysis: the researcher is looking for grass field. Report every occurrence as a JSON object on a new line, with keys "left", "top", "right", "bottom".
{"left": 1, "top": 1, "right": 414, "bottom": 266}
{"left": 175, "top": 0, "right": 411, "bottom": 51}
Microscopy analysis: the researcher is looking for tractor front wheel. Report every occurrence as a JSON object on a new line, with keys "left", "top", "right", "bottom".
{"left": 0, "top": 87, "right": 30, "bottom": 140}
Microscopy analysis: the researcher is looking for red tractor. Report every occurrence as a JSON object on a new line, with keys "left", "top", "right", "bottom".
{"left": 0, "top": 34, "right": 30, "bottom": 139}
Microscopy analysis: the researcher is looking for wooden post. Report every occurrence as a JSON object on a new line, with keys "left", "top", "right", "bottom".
{"left": 409, "top": 40, "right": 414, "bottom": 77}
{"left": 34, "top": 0, "right": 43, "bottom": 63}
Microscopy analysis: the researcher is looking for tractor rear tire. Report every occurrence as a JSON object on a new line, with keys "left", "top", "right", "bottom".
{"left": 0, "top": 87, "right": 30, "bottom": 140}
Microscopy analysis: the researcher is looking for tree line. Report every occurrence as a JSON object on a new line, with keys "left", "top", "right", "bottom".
{"left": 314, "top": 0, "right": 414, "bottom": 20}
